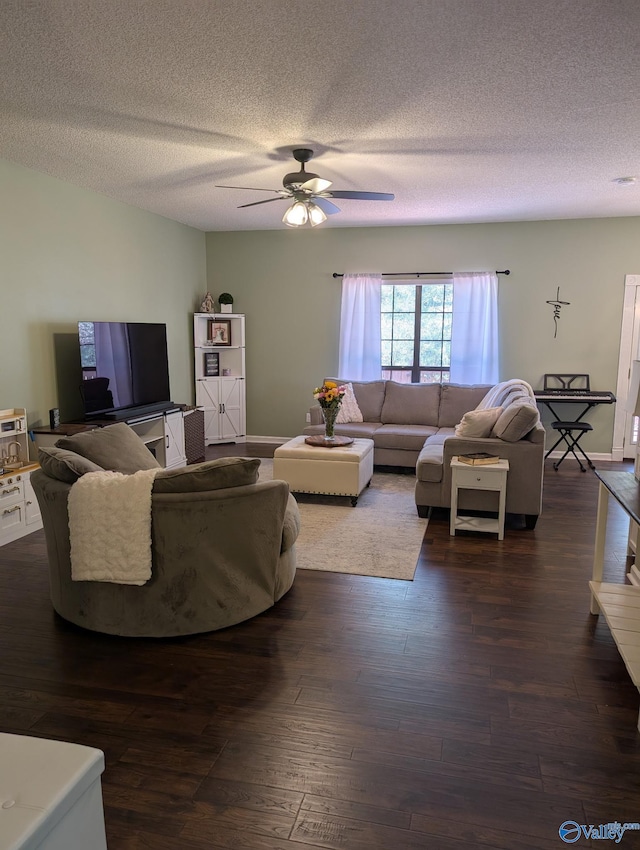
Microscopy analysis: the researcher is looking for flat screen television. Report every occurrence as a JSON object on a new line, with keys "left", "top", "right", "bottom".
{"left": 78, "top": 321, "right": 174, "bottom": 420}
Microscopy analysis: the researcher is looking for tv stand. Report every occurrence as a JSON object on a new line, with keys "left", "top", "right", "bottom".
{"left": 32, "top": 407, "right": 191, "bottom": 470}
{"left": 100, "top": 402, "right": 179, "bottom": 422}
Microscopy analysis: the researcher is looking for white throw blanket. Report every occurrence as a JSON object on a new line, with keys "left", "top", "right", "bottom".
{"left": 68, "top": 469, "right": 159, "bottom": 585}
{"left": 477, "top": 378, "right": 535, "bottom": 410}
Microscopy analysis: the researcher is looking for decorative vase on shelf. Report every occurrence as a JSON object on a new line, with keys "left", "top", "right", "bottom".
{"left": 322, "top": 406, "right": 340, "bottom": 440}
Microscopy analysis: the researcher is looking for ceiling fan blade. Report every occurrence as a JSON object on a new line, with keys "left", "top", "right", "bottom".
{"left": 216, "top": 185, "right": 283, "bottom": 193}
{"left": 237, "top": 196, "right": 290, "bottom": 209}
{"left": 326, "top": 191, "right": 395, "bottom": 201}
{"left": 313, "top": 197, "right": 341, "bottom": 215}
{"left": 302, "top": 177, "right": 332, "bottom": 193}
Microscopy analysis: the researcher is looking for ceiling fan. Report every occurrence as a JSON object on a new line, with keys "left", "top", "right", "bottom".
{"left": 215, "top": 148, "right": 394, "bottom": 227}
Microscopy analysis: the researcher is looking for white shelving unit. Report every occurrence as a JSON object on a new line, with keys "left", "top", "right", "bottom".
{"left": 0, "top": 407, "right": 42, "bottom": 546}
{"left": 590, "top": 471, "right": 640, "bottom": 731}
{"left": 193, "top": 313, "right": 246, "bottom": 445}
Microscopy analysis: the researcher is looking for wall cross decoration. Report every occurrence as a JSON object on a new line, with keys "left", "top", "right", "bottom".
{"left": 546, "top": 286, "right": 571, "bottom": 338}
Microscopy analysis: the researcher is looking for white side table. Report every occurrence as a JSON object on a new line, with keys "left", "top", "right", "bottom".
{"left": 450, "top": 457, "right": 510, "bottom": 540}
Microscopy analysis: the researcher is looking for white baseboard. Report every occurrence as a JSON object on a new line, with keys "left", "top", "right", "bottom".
{"left": 545, "top": 450, "right": 614, "bottom": 462}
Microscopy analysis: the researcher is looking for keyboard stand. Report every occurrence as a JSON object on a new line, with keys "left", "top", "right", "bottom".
{"left": 547, "top": 420, "right": 594, "bottom": 472}
{"left": 535, "top": 376, "right": 616, "bottom": 472}
{"left": 536, "top": 396, "right": 608, "bottom": 473}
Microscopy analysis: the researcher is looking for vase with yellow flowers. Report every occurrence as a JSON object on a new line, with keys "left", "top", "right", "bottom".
{"left": 313, "top": 380, "right": 347, "bottom": 440}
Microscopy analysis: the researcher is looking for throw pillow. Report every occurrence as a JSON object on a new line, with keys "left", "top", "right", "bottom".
{"left": 492, "top": 401, "right": 540, "bottom": 442}
{"left": 56, "top": 422, "right": 161, "bottom": 474}
{"left": 153, "top": 457, "right": 261, "bottom": 494}
{"left": 38, "top": 446, "right": 104, "bottom": 484}
{"left": 336, "top": 383, "right": 364, "bottom": 424}
{"left": 454, "top": 406, "right": 503, "bottom": 438}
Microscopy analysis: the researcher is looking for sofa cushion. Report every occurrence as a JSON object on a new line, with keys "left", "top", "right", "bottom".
{"left": 380, "top": 381, "right": 441, "bottom": 426}
{"left": 56, "top": 422, "right": 161, "bottom": 474}
{"left": 438, "top": 383, "right": 492, "bottom": 427}
{"left": 492, "top": 401, "right": 540, "bottom": 442}
{"left": 304, "top": 422, "right": 380, "bottom": 440}
{"left": 423, "top": 428, "right": 455, "bottom": 446}
{"left": 373, "top": 424, "right": 439, "bottom": 452}
{"left": 336, "top": 382, "right": 364, "bottom": 424}
{"left": 153, "top": 457, "right": 261, "bottom": 493}
{"left": 38, "top": 446, "right": 104, "bottom": 483}
{"left": 416, "top": 443, "right": 445, "bottom": 483}
{"left": 454, "top": 406, "right": 503, "bottom": 438}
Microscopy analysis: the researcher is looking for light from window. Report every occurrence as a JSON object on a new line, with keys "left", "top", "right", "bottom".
{"left": 381, "top": 283, "right": 452, "bottom": 383}
{"left": 78, "top": 321, "right": 97, "bottom": 377}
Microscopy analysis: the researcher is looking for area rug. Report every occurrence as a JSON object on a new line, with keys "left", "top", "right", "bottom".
{"left": 258, "top": 460, "right": 427, "bottom": 580}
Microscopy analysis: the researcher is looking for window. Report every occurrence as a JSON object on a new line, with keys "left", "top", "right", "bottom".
{"left": 78, "top": 321, "right": 97, "bottom": 379}
{"left": 381, "top": 282, "right": 452, "bottom": 383}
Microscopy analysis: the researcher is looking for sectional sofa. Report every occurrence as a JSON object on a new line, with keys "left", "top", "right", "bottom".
{"left": 303, "top": 379, "right": 545, "bottom": 528}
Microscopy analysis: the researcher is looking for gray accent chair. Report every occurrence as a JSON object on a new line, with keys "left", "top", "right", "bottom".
{"left": 31, "top": 423, "right": 299, "bottom": 637}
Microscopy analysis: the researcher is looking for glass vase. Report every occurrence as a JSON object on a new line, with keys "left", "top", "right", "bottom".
{"left": 322, "top": 406, "right": 339, "bottom": 440}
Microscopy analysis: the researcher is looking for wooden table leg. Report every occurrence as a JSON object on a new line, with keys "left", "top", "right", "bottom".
{"left": 591, "top": 482, "right": 609, "bottom": 614}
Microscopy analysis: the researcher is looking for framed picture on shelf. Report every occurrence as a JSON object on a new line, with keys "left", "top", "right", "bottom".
{"left": 207, "top": 319, "right": 231, "bottom": 346}
{"left": 203, "top": 351, "right": 219, "bottom": 377}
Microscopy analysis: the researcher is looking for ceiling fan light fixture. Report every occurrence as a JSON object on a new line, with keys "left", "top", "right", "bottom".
{"left": 308, "top": 202, "right": 327, "bottom": 226}
{"left": 224, "top": 148, "right": 394, "bottom": 225}
{"left": 283, "top": 200, "right": 308, "bottom": 227}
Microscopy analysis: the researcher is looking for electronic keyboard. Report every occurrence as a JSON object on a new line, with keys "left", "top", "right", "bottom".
{"left": 534, "top": 390, "right": 616, "bottom": 403}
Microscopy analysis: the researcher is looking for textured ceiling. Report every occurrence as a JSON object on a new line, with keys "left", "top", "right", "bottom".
{"left": 1, "top": 0, "right": 639, "bottom": 231}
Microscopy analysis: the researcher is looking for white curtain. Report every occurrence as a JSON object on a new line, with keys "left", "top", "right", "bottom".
{"left": 338, "top": 273, "right": 383, "bottom": 380}
{"left": 94, "top": 322, "right": 133, "bottom": 407}
{"left": 450, "top": 271, "right": 499, "bottom": 384}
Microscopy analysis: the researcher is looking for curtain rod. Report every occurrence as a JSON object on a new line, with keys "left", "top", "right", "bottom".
{"left": 332, "top": 269, "right": 510, "bottom": 278}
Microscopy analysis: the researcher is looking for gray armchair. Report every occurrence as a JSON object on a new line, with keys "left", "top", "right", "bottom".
{"left": 31, "top": 423, "right": 299, "bottom": 637}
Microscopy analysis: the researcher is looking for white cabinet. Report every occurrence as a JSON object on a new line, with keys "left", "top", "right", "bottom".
{"left": 196, "top": 378, "right": 245, "bottom": 442}
{"left": 0, "top": 407, "right": 42, "bottom": 546}
{"left": 194, "top": 313, "right": 246, "bottom": 445}
{"left": 163, "top": 410, "right": 186, "bottom": 469}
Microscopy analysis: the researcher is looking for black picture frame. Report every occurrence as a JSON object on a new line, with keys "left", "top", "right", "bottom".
{"left": 204, "top": 351, "right": 219, "bottom": 377}
{"left": 207, "top": 319, "right": 232, "bottom": 346}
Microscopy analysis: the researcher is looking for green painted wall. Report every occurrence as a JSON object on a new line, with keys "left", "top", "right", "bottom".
{"left": 3, "top": 153, "right": 639, "bottom": 456}
{"left": 1, "top": 158, "right": 206, "bottom": 433}
{"left": 206, "top": 220, "right": 640, "bottom": 451}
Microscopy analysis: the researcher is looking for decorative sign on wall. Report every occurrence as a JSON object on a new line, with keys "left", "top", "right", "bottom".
{"left": 546, "top": 286, "right": 571, "bottom": 338}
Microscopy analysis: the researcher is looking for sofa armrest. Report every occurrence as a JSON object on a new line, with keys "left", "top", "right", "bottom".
{"left": 308, "top": 405, "right": 324, "bottom": 426}
{"left": 441, "top": 434, "right": 545, "bottom": 516}
{"left": 281, "top": 493, "right": 301, "bottom": 553}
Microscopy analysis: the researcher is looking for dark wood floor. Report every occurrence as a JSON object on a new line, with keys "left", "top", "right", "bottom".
{"left": 2, "top": 448, "right": 640, "bottom": 849}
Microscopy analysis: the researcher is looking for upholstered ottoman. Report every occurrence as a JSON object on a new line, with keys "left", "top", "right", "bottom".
{"left": 273, "top": 436, "right": 374, "bottom": 506}
{"left": 0, "top": 733, "right": 107, "bottom": 850}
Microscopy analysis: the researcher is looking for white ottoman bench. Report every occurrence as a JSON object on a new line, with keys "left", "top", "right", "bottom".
{"left": 0, "top": 733, "right": 107, "bottom": 850}
{"left": 273, "top": 436, "right": 374, "bottom": 506}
